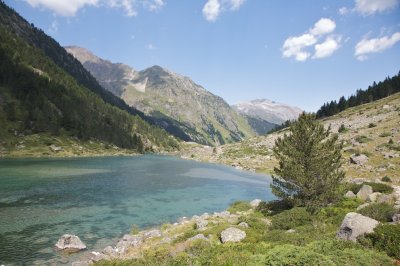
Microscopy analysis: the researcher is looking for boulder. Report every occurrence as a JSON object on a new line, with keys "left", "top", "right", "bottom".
{"left": 356, "top": 203, "right": 371, "bottom": 210}
{"left": 188, "top": 234, "right": 209, "bottom": 242}
{"left": 350, "top": 154, "right": 368, "bottom": 165}
{"left": 115, "top": 234, "right": 142, "bottom": 254}
{"left": 55, "top": 234, "right": 86, "bottom": 252}
{"left": 367, "top": 192, "right": 383, "bottom": 203}
{"left": 344, "top": 191, "right": 356, "bottom": 198}
{"left": 392, "top": 214, "right": 400, "bottom": 223}
{"left": 90, "top": 251, "right": 109, "bottom": 262}
{"left": 336, "top": 212, "right": 379, "bottom": 242}
{"left": 250, "top": 199, "right": 262, "bottom": 208}
{"left": 238, "top": 222, "right": 249, "bottom": 228}
{"left": 196, "top": 218, "right": 208, "bottom": 230}
{"left": 220, "top": 227, "right": 246, "bottom": 243}
{"left": 200, "top": 213, "right": 210, "bottom": 220}
{"left": 356, "top": 185, "right": 373, "bottom": 201}
{"left": 103, "top": 246, "right": 118, "bottom": 257}
{"left": 377, "top": 194, "right": 394, "bottom": 204}
{"left": 286, "top": 229, "right": 296, "bottom": 234}
{"left": 50, "top": 144, "right": 63, "bottom": 152}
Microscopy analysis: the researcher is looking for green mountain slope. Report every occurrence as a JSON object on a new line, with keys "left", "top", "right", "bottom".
{"left": 0, "top": 3, "right": 178, "bottom": 155}
{"left": 66, "top": 46, "right": 258, "bottom": 145}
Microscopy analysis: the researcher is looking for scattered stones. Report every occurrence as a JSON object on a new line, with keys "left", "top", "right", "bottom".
{"left": 344, "top": 191, "right": 356, "bottom": 198}
{"left": 55, "top": 234, "right": 86, "bottom": 252}
{"left": 238, "top": 222, "right": 249, "bottom": 228}
{"left": 142, "top": 229, "right": 162, "bottom": 239}
{"left": 356, "top": 184, "right": 373, "bottom": 201}
{"left": 250, "top": 199, "right": 262, "bottom": 208}
{"left": 350, "top": 154, "right": 368, "bottom": 165}
{"left": 220, "top": 227, "right": 246, "bottom": 243}
{"left": 196, "top": 219, "right": 208, "bottom": 230}
{"left": 336, "top": 212, "right": 379, "bottom": 242}
{"left": 383, "top": 152, "right": 399, "bottom": 159}
{"left": 367, "top": 192, "right": 382, "bottom": 203}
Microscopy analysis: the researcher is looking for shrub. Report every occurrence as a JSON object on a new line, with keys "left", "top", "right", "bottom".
{"left": 358, "top": 203, "right": 396, "bottom": 222}
{"left": 388, "top": 138, "right": 394, "bottom": 144}
{"left": 381, "top": 176, "right": 392, "bottom": 183}
{"left": 379, "top": 132, "right": 391, "bottom": 137}
{"left": 355, "top": 135, "right": 372, "bottom": 143}
{"left": 362, "top": 224, "right": 400, "bottom": 259}
{"left": 338, "top": 124, "right": 348, "bottom": 133}
{"left": 271, "top": 207, "right": 313, "bottom": 230}
{"left": 227, "top": 201, "right": 251, "bottom": 213}
{"left": 256, "top": 200, "right": 292, "bottom": 216}
{"left": 345, "top": 182, "right": 393, "bottom": 194}
{"left": 368, "top": 123, "right": 377, "bottom": 128}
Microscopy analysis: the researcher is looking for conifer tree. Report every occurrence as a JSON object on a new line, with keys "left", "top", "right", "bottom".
{"left": 272, "top": 113, "right": 344, "bottom": 212}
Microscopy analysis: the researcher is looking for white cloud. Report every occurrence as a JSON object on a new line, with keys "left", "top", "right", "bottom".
{"left": 202, "top": 0, "right": 246, "bottom": 22}
{"left": 282, "top": 34, "right": 317, "bottom": 61}
{"left": 282, "top": 18, "right": 340, "bottom": 61}
{"left": 146, "top": 43, "right": 156, "bottom": 49}
{"left": 355, "top": 32, "right": 400, "bottom": 60}
{"left": 314, "top": 36, "right": 341, "bottom": 58}
{"left": 355, "top": 0, "right": 399, "bottom": 15}
{"left": 48, "top": 20, "right": 58, "bottom": 33}
{"left": 24, "top": 0, "right": 165, "bottom": 17}
{"left": 203, "top": 0, "right": 220, "bottom": 22}
{"left": 338, "top": 6, "right": 349, "bottom": 15}
{"left": 310, "top": 18, "right": 336, "bottom": 36}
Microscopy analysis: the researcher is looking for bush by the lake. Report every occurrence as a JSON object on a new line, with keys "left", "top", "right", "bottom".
{"left": 358, "top": 203, "right": 396, "bottom": 222}
{"left": 271, "top": 207, "right": 312, "bottom": 230}
{"left": 227, "top": 201, "right": 251, "bottom": 213}
{"left": 361, "top": 224, "right": 400, "bottom": 259}
{"left": 256, "top": 200, "right": 292, "bottom": 216}
{"left": 272, "top": 113, "right": 344, "bottom": 213}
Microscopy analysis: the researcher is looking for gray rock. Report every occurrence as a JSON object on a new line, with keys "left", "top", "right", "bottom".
{"left": 392, "top": 214, "right": 400, "bottom": 223}
{"left": 336, "top": 212, "right": 379, "bottom": 242}
{"left": 357, "top": 203, "right": 371, "bottom": 210}
{"left": 200, "top": 213, "right": 210, "bottom": 220}
{"left": 344, "top": 191, "right": 356, "bottom": 198}
{"left": 142, "top": 229, "right": 162, "bottom": 239}
{"left": 350, "top": 154, "right": 368, "bottom": 165}
{"left": 90, "top": 251, "right": 109, "bottom": 262}
{"left": 238, "top": 222, "right": 249, "bottom": 228}
{"left": 71, "top": 261, "right": 92, "bottom": 266}
{"left": 196, "top": 219, "right": 208, "bottom": 230}
{"left": 55, "top": 234, "right": 86, "bottom": 252}
{"left": 220, "top": 227, "right": 246, "bottom": 243}
{"left": 50, "top": 144, "right": 63, "bottom": 152}
{"left": 214, "top": 211, "right": 231, "bottom": 219}
{"left": 286, "top": 229, "right": 296, "bottom": 234}
{"left": 250, "top": 199, "right": 262, "bottom": 208}
{"left": 188, "top": 234, "right": 209, "bottom": 242}
{"left": 103, "top": 246, "right": 118, "bottom": 257}
{"left": 115, "top": 234, "right": 142, "bottom": 254}
{"left": 367, "top": 192, "right": 382, "bottom": 203}
{"left": 377, "top": 194, "right": 394, "bottom": 204}
{"left": 356, "top": 185, "right": 373, "bottom": 201}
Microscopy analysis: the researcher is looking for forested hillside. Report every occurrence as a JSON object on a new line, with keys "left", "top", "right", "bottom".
{"left": 317, "top": 72, "right": 400, "bottom": 118}
{"left": 0, "top": 4, "right": 178, "bottom": 154}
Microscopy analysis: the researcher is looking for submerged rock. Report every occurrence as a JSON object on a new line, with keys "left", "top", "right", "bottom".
{"left": 336, "top": 212, "right": 379, "bottom": 242}
{"left": 220, "top": 227, "right": 246, "bottom": 243}
{"left": 55, "top": 234, "right": 86, "bottom": 252}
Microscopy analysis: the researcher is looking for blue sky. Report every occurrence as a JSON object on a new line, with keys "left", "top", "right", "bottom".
{"left": 5, "top": 0, "right": 400, "bottom": 111}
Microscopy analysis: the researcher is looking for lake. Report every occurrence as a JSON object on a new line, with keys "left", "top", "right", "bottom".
{"left": 0, "top": 155, "right": 274, "bottom": 265}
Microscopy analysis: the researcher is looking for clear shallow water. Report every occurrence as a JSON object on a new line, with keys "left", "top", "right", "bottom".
{"left": 0, "top": 155, "right": 274, "bottom": 265}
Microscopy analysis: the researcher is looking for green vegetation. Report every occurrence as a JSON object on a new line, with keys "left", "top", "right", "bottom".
{"left": 0, "top": 4, "right": 179, "bottom": 154}
{"left": 361, "top": 224, "right": 400, "bottom": 259}
{"left": 269, "top": 207, "right": 312, "bottom": 230}
{"left": 272, "top": 113, "right": 344, "bottom": 212}
{"left": 355, "top": 135, "right": 372, "bottom": 143}
{"left": 317, "top": 71, "right": 400, "bottom": 118}
{"left": 381, "top": 176, "right": 392, "bottom": 182}
{"left": 368, "top": 123, "right": 377, "bottom": 128}
{"left": 338, "top": 124, "right": 348, "bottom": 133}
{"left": 227, "top": 201, "right": 251, "bottom": 213}
{"left": 358, "top": 203, "right": 396, "bottom": 222}
{"left": 345, "top": 182, "right": 393, "bottom": 194}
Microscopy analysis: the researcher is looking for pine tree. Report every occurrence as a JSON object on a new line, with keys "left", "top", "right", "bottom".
{"left": 271, "top": 113, "right": 344, "bottom": 212}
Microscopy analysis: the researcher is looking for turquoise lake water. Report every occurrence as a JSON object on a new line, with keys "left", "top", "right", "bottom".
{"left": 0, "top": 155, "right": 274, "bottom": 265}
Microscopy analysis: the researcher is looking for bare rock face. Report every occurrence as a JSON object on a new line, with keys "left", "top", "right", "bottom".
{"left": 220, "top": 227, "right": 246, "bottom": 243}
{"left": 55, "top": 234, "right": 86, "bottom": 252}
{"left": 336, "top": 212, "right": 379, "bottom": 242}
{"left": 350, "top": 154, "right": 368, "bottom": 165}
{"left": 356, "top": 185, "right": 373, "bottom": 201}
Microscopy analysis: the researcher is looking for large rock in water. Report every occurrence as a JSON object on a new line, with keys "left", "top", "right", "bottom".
{"left": 336, "top": 212, "right": 379, "bottom": 242}
{"left": 220, "top": 227, "right": 246, "bottom": 243}
{"left": 55, "top": 234, "right": 86, "bottom": 252}
{"left": 356, "top": 184, "right": 373, "bottom": 201}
